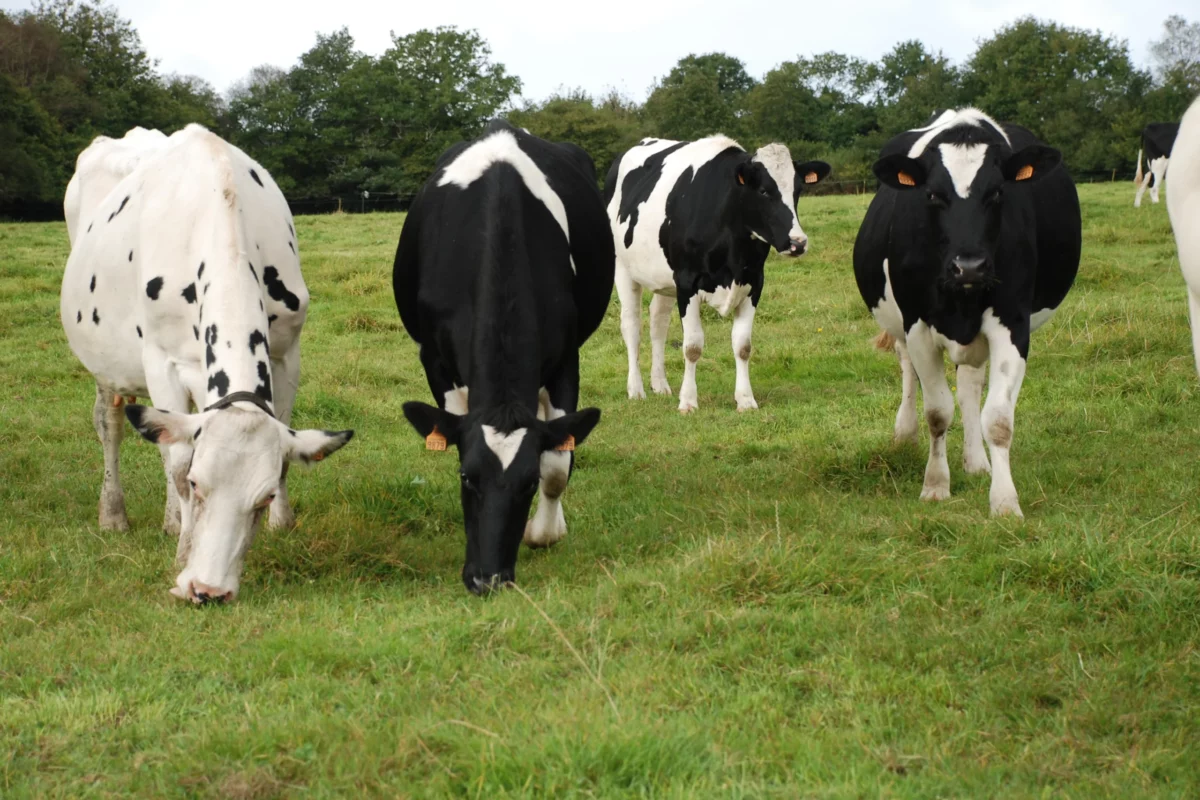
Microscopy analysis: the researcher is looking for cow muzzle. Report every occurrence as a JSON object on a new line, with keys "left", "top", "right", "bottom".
{"left": 171, "top": 579, "right": 236, "bottom": 606}
{"left": 950, "top": 256, "right": 990, "bottom": 289}
{"left": 784, "top": 236, "right": 808, "bottom": 257}
{"left": 463, "top": 568, "right": 515, "bottom": 596}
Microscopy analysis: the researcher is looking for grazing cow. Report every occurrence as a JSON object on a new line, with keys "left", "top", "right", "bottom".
{"left": 60, "top": 125, "right": 354, "bottom": 604}
{"left": 1134, "top": 122, "right": 1180, "bottom": 208}
{"left": 1167, "top": 97, "right": 1200, "bottom": 377}
{"left": 853, "top": 108, "right": 1081, "bottom": 517}
{"left": 604, "top": 136, "right": 830, "bottom": 412}
{"left": 393, "top": 120, "right": 613, "bottom": 595}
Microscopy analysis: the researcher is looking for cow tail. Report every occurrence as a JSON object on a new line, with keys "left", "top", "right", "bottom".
{"left": 873, "top": 331, "right": 896, "bottom": 352}
{"left": 1135, "top": 149, "right": 1143, "bottom": 184}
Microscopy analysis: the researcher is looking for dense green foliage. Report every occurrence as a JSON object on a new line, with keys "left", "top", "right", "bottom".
{"left": 3, "top": 185, "right": 1199, "bottom": 795}
{"left": 2, "top": 1, "right": 1198, "bottom": 204}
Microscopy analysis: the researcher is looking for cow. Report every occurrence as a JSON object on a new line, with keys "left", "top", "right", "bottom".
{"left": 59, "top": 125, "right": 354, "bottom": 604}
{"left": 1134, "top": 122, "right": 1180, "bottom": 208}
{"left": 853, "top": 108, "right": 1081, "bottom": 518}
{"left": 393, "top": 120, "right": 613, "bottom": 595}
{"left": 1167, "top": 97, "right": 1200, "bottom": 378}
{"left": 604, "top": 136, "right": 830, "bottom": 413}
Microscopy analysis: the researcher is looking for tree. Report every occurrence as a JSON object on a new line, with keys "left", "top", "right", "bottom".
{"left": 644, "top": 53, "right": 756, "bottom": 141}
{"left": 874, "top": 40, "right": 961, "bottom": 134}
{"left": 1146, "top": 15, "right": 1200, "bottom": 120}
{"left": 509, "top": 89, "right": 646, "bottom": 185}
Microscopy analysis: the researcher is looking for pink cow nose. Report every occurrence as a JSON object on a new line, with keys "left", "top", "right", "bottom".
{"left": 189, "top": 581, "right": 234, "bottom": 605}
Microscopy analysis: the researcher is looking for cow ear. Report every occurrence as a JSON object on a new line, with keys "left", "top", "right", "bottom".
{"left": 541, "top": 408, "right": 601, "bottom": 452}
{"left": 283, "top": 426, "right": 354, "bottom": 464}
{"left": 124, "top": 405, "right": 205, "bottom": 445}
{"left": 794, "top": 160, "right": 831, "bottom": 187}
{"left": 402, "top": 401, "right": 462, "bottom": 448}
{"left": 873, "top": 154, "right": 926, "bottom": 191}
{"left": 1002, "top": 145, "right": 1061, "bottom": 184}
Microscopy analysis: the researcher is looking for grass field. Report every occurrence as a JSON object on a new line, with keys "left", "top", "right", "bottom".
{"left": 2, "top": 183, "right": 1199, "bottom": 797}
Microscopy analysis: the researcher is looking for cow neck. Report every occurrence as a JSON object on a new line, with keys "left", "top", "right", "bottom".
{"left": 467, "top": 240, "right": 541, "bottom": 415}
{"left": 198, "top": 256, "right": 275, "bottom": 413}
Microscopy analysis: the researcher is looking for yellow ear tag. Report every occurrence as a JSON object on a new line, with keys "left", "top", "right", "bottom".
{"left": 1015, "top": 164, "right": 1034, "bottom": 181}
{"left": 737, "top": 172, "right": 745, "bottom": 185}
{"left": 425, "top": 427, "right": 447, "bottom": 451}
{"left": 804, "top": 171, "right": 819, "bottom": 184}
{"left": 897, "top": 171, "right": 916, "bottom": 187}
{"left": 555, "top": 435, "right": 576, "bottom": 452}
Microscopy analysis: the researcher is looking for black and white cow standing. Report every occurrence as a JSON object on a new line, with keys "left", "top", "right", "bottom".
{"left": 854, "top": 108, "right": 1081, "bottom": 517}
{"left": 605, "top": 136, "right": 830, "bottom": 412}
{"left": 60, "top": 125, "right": 354, "bottom": 604}
{"left": 393, "top": 120, "right": 613, "bottom": 595}
{"left": 1135, "top": 122, "right": 1180, "bottom": 208}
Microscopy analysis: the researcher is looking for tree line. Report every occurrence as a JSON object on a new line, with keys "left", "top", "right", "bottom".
{"left": 3, "top": 1, "right": 1199, "bottom": 211}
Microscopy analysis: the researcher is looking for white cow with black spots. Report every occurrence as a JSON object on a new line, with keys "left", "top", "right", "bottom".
{"left": 60, "top": 124, "right": 353, "bottom": 604}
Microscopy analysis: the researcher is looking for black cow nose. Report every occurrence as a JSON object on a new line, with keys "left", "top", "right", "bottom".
{"left": 951, "top": 256, "right": 988, "bottom": 285}
{"left": 788, "top": 236, "right": 808, "bottom": 256}
{"left": 468, "top": 574, "right": 508, "bottom": 596}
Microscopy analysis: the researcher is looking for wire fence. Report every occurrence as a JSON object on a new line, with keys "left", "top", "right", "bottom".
{"left": 0, "top": 170, "right": 1145, "bottom": 223}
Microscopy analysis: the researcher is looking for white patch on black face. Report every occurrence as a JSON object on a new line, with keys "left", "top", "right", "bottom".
{"left": 444, "top": 385, "right": 469, "bottom": 416}
{"left": 752, "top": 143, "right": 802, "bottom": 240}
{"left": 438, "top": 130, "right": 573, "bottom": 271}
{"left": 938, "top": 143, "right": 989, "bottom": 199}
{"left": 482, "top": 425, "right": 527, "bottom": 471}
{"left": 907, "top": 107, "right": 1011, "bottom": 158}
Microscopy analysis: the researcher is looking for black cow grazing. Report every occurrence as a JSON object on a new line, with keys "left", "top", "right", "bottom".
{"left": 393, "top": 120, "right": 614, "bottom": 594}
{"left": 605, "top": 136, "right": 830, "bottom": 412}
{"left": 853, "top": 108, "right": 1081, "bottom": 518}
{"left": 1135, "top": 122, "right": 1181, "bottom": 207}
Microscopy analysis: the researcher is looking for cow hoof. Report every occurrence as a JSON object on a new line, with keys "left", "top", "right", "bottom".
{"left": 524, "top": 518, "right": 565, "bottom": 549}
{"left": 963, "top": 454, "right": 992, "bottom": 475}
{"left": 920, "top": 484, "right": 951, "bottom": 502}
{"left": 162, "top": 515, "right": 181, "bottom": 537}
{"left": 893, "top": 426, "right": 919, "bottom": 445}
{"left": 678, "top": 402, "right": 698, "bottom": 415}
{"left": 627, "top": 385, "right": 646, "bottom": 400}
{"left": 99, "top": 513, "right": 130, "bottom": 532}
{"left": 990, "top": 496, "right": 1024, "bottom": 519}
{"left": 736, "top": 395, "right": 758, "bottom": 412}
{"left": 651, "top": 379, "right": 672, "bottom": 396}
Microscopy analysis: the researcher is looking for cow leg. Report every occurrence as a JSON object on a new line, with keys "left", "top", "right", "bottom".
{"left": 731, "top": 298, "right": 757, "bottom": 411}
{"left": 677, "top": 291, "right": 704, "bottom": 414}
{"left": 893, "top": 340, "right": 919, "bottom": 444}
{"left": 649, "top": 293, "right": 673, "bottom": 395}
{"left": 1150, "top": 160, "right": 1165, "bottom": 204}
{"left": 1134, "top": 170, "right": 1153, "bottom": 208}
{"left": 957, "top": 363, "right": 991, "bottom": 474}
{"left": 906, "top": 325, "right": 953, "bottom": 501}
{"left": 143, "top": 350, "right": 191, "bottom": 537}
{"left": 267, "top": 339, "right": 301, "bottom": 530}
{"left": 525, "top": 362, "right": 579, "bottom": 548}
{"left": 92, "top": 383, "right": 130, "bottom": 531}
{"left": 981, "top": 317, "right": 1029, "bottom": 518}
{"left": 1189, "top": 287, "right": 1200, "bottom": 379}
{"left": 616, "top": 264, "right": 646, "bottom": 399}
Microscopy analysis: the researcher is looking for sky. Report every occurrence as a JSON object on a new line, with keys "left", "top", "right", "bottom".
{"left": 1, "top": 0, "right": 1183, "bottom": 101}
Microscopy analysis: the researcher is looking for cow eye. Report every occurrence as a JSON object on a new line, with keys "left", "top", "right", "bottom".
{"left": 758, "top": 187, "right": 770, "bottom": 197}
{"left": 460, "top": 472, "right": 479, "bottom": 493}
{"left": 256, "top": 493, "right": 276, "bottom": 509}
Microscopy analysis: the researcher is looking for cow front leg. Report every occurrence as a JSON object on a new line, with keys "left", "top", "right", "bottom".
{"left": 1188, "top": 287, "right": 1200, "bottom": 379}
{"left": 92, "top": 384, "right": 129, "bottom": 531}
{"left": 143, "top": 349, "right": 191, "bottom": 536}
{"left": 957, "top": 363, "right": 991, "bottom": 474}
{"left": 982, "top": 317, "right": 1029, "bottom": 518}
{"left": 615, "top": 264, "right": 646, "bottom": 399}
{"left": 893, "top": 340, "right": 919, "bottom": 443}
{"left": 731, "top": 298, "right": 757, "bottom": 411}
{"left": 906, "top": 325, "right": 954, "bottom": 501}
{"left": 1150, "top": 162, "right": 1165, "bottom": 204}
{"left": 649, "top": 293, "right": 673, "bottom": 395}
{"left": 677, "top": 291, "right": 704, "bottom": 414}
{"left": 267, "top": 339, "right": 301, "bottom": 530}
{"left": 525, "top": 366, "right": 579, "bottom": 548}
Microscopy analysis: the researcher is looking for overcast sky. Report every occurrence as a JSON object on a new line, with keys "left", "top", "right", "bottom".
{"left": 1, "top": 0, "right": 1181, "bottom": 101}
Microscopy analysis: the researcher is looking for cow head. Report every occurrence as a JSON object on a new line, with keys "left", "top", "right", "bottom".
{"left": 125, "top": 403, "right": 353, "bottom": 604}
{"left": 402, "top": 402, "right": 600, "bottom": 595}
{"left": 736, "top": 144, "right": 830, "bottom": 256}
{"left": 873, "top": 139, "right": 1061, "bottom": 292}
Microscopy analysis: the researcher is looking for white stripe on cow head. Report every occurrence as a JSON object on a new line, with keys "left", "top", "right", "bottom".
{"left": 753, "top": 143, "right": 803, "bottom": 241}
{"left": 938, "top": 143, "right": 989, "bottom": 199}
{"left": 907, "top": 107, "right": 1011, "bottom": 159}
{"left": 482, "top": 424, "right": 527, "bottom": 471}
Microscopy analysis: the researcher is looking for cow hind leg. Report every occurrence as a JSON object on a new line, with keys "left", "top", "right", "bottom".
{"left": 649, "top": 293, "right": 673, "bottom": 395}
{"left": 677, "top": 293, "right": 704, "bottom": 414}
{"left": 957, "top": 363, "right": 991, "bottom": 474}
{"left": 1189, "top": 287, "right": 1200, "bottom": 380}
{"left": 93, "top": 384, "right": 130, "bottom": 531}
{"left": 906, "top": 328, "right": 954, "bottom": 501}
{"left": 267, "top": 340, "right": 301, "bottom": 530}
{"left": 615, "top": 264, "right": 646, "bottom": 400}
{"left": 893, "top": 341, "right": 919, "bottom": 444}
{"left": 731, "top": 299, "right": 757, "bottom": 411}
{"left": 982, "top": 323, "right": 1028, "bottom": 518}
{"left": 1134, "top": 171, "right": 1153, "bottom": 207}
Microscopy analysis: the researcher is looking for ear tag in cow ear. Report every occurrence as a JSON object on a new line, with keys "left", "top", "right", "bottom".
{"left": 555, "top": 435, "right": 576, "bottom": 452}
{"left": 1015, "top": 164, "right": 1034, "bottom": 181}
{"left": 737, "top": 172, "right": 745, "bottom": 185}
{"left": 311, "top": 452, "right": 325, "bottom": 462}
{"left": 897, "top": 171, "right": 916, "bottom": 187}
{"left": 425, "top": 427, "right": 448, "bottom": 451}
{"left": 804, "top": 171, "right": 819, "bottom": 184}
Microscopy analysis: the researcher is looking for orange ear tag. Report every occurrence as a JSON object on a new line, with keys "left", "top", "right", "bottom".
{"left": 555, "top": 435, "right": 576, "bottom": 452}
{"left": 897, "top": 171, "right": 916, "bottom": 187}
{"left": 1014, "top": 164, "right": 1034, "bottom": 181}
{"left": 804, "top": 171, "right": 819, "bottom": 184}
{"left": 425, "top": 427, "right": 447, "bottom": 451}
{"left": 311, "top": 452, "right": 325, "bottom": 462}
{"left": 737, "top": 172, "right": 745, "bottom": 185}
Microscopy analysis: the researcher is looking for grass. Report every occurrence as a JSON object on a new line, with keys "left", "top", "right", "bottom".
{"left": 1, "top": 183, "right": 1198, "bottom": 797}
